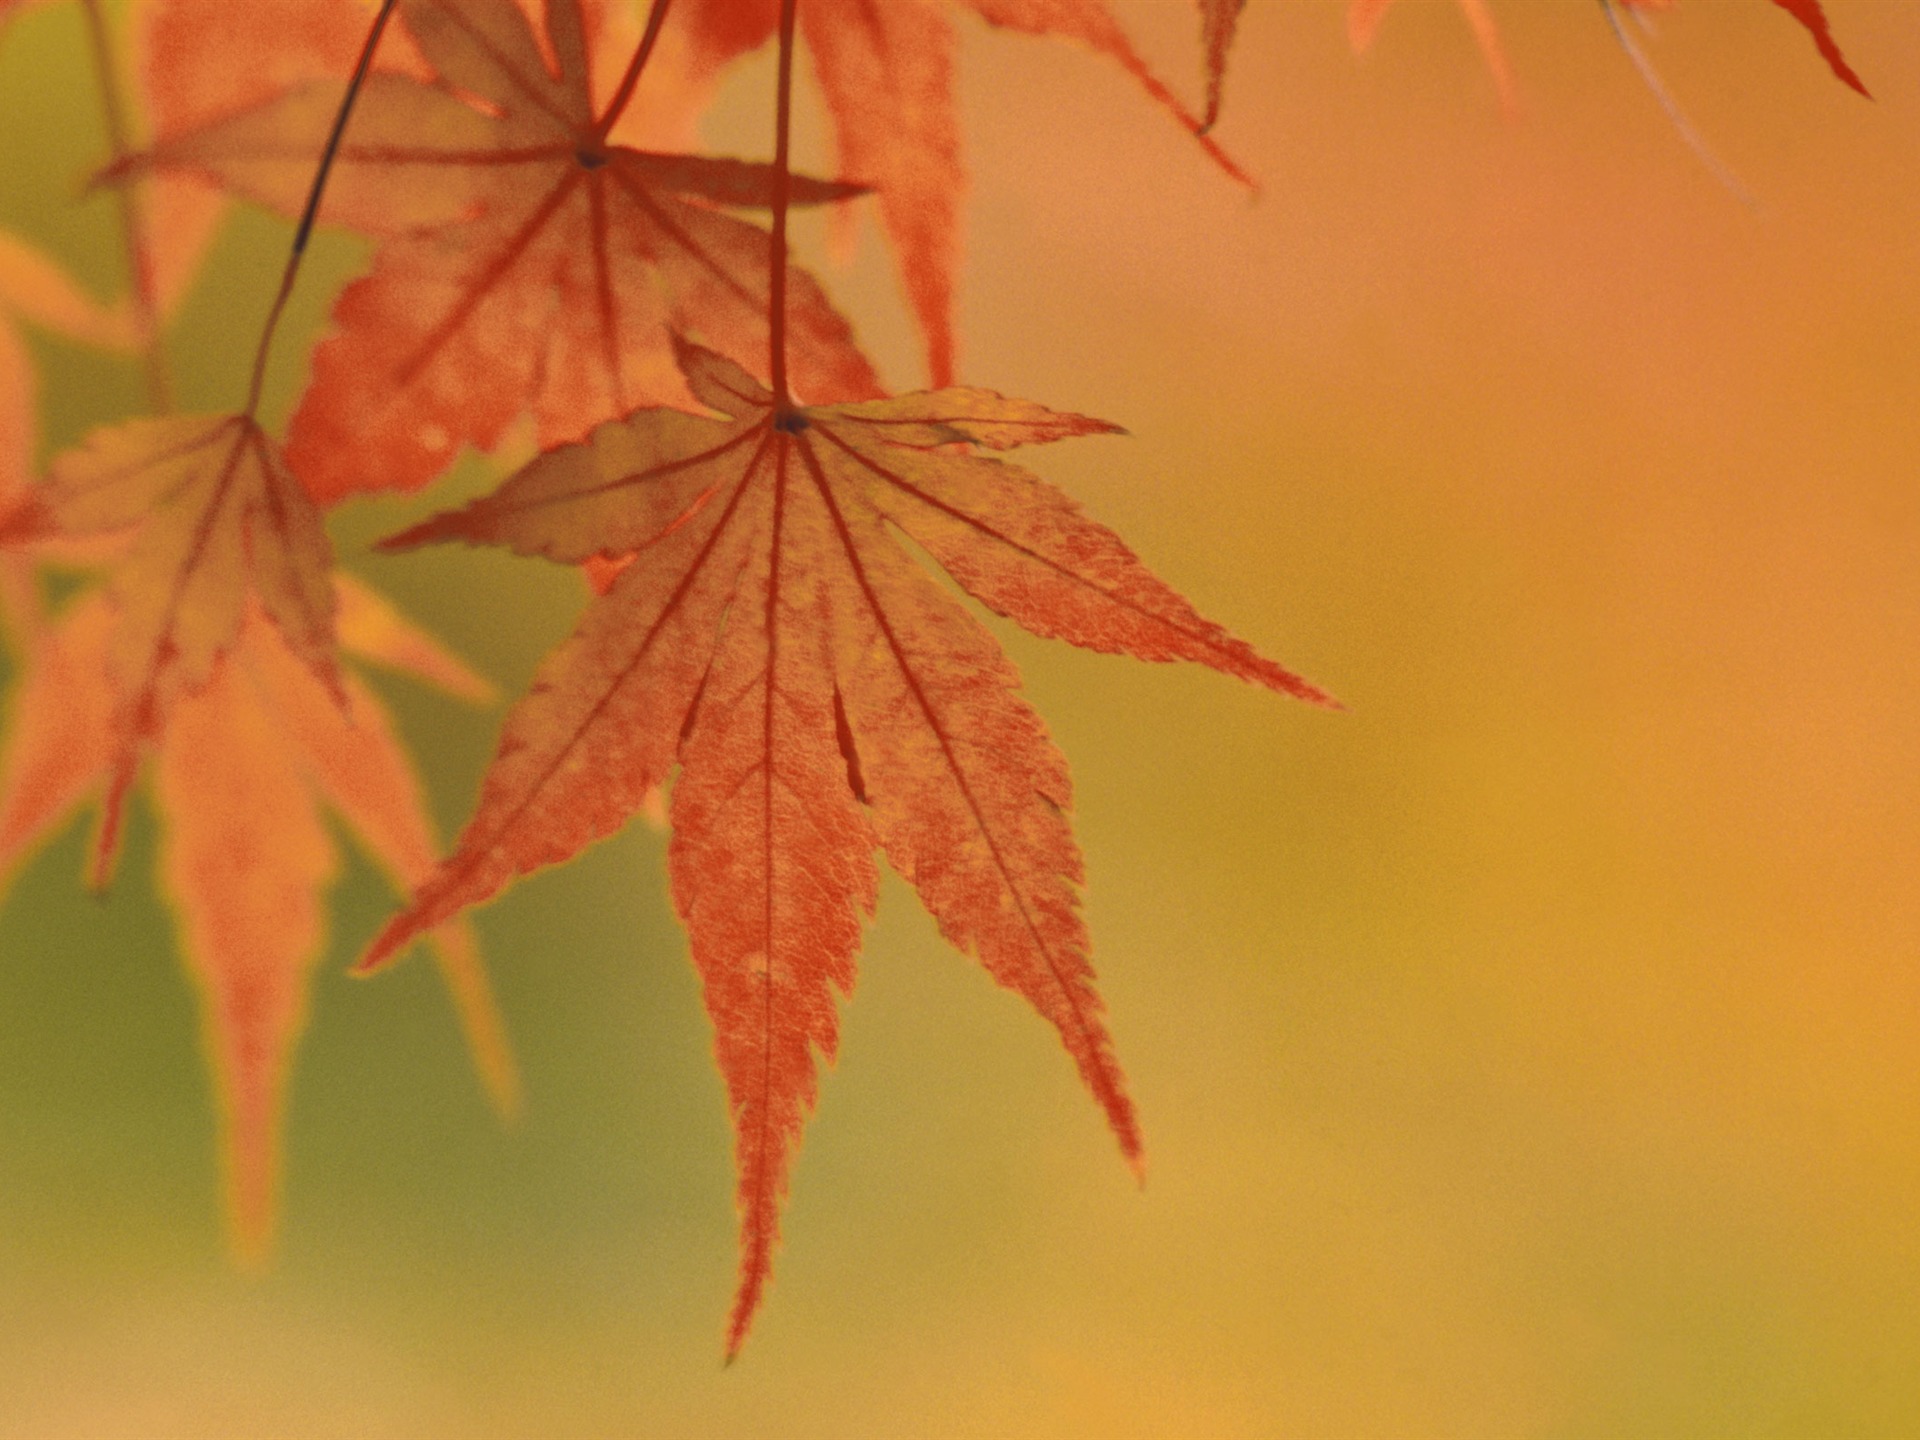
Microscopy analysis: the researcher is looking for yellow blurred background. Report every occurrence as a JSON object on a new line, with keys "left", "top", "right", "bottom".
{"left": 1, "top": 1, "right": 1917, "bottom": 1435}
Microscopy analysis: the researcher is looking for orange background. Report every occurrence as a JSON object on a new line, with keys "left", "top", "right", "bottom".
{"left": 1, "top": 1, "right": 1917, "bottom": 1435}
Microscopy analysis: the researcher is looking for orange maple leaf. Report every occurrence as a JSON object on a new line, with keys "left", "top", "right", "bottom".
{"left": 0, "top": 412, "right": 339, "bottom": 876}
{"left": 0, "top": 576, "right": 515, "bottom": 1259}
{"left": 360, "top": 340, "right": 1332, "bottom": 1354}
{"left": 130, "top": 0, "right": 881, "bottom": 505}
{"left": 667, "top": 0, "right": 1252, "bottom": 389}
{"left": 133, "top": 0, "right": 679, "bottom": 317}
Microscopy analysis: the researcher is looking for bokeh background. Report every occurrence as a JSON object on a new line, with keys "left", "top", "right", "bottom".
{"left": 2, "top": 1, "right": 1918, "bottom": 1435}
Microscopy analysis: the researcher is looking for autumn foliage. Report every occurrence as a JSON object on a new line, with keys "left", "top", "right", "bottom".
{"left": 0, "top": 0, "right": 1867, "bottom": 1356}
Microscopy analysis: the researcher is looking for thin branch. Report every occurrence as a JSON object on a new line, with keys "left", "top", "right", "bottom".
{"left": 769, "top": 0, "right": 798, "bottom": 410}
{"left": 1601, "top": 0, "right": 1754, "bottom": 208}
{"left": 244, "top": 0, "right": 400, "bottom": 418}
{"left": 594, "top": 0, "right": 674, "bottom": 140}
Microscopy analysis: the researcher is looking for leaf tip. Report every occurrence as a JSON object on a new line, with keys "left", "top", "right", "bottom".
{"left": 723, "top": 1289, "right": 762, "bottom": 1366}
{"left": 722, "top": 1209, "right": 783, "bottom": 1364}
{"left": 355, "top": 912, "right": 419, "bottom": 975}
{"left": 373, "top": 516, "right": 451, "bottom": 553}
{"left": 1199, "top": 132, "right": 1257, "bottom": 192}
{"left": 1770, "top": 0, "right": 1871, "bottom": 97}
{"left": 224, "top": 1152, "right": 281, "bottom": 1278}
{"left": 429, "top": 921, "right": 524, "bottom": 1123}
{"left": 1249, "top": 658, "right": 1342, "bottom": 710}
{"left": 1300, "top": 682, "right": 1345, "bottom": 712}
{"left": 669, "top": 331, "right": 713, "bottom": 377}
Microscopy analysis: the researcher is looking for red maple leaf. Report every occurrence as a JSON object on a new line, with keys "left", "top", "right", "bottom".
{"left": 130, "top": 0, "right": 881, "bottom": 504}
{"left": 359, "top": 340, "right": 1332, "bottom": 1354}
{"left": 666, "top": 0, "right": 1252, "bottom": 389}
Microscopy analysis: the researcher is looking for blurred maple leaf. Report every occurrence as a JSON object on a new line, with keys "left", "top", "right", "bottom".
{"left": 0, "top": 576, "right": 514, "bottom": 1258}
{"left": 0, "top": 229, "right": 140, "bottom": 647}
{"left": 128, "top": 0, "right": 880, "bottom": 504}
{"left": 666, "top": 0, "right": 1252, "bottom": 389}
{"left": 0, "top": 387, "right": 520, "bottom": 1251}
{"left": 0, "top": 413, "right": 339, "bottom": 870}
{"left": 361, "top": 340, "right": 1332, "bottom": 1353}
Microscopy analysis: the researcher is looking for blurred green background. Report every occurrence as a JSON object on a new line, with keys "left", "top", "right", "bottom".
{"left": 2, "top": 1, "right": 1918, "bottom": 1435}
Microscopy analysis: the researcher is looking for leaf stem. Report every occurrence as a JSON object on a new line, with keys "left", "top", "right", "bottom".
{"left": 1599, "top": 0, "right": 1754, "bottom": 208}
{"left": 594, "top": 0, "right": 674, "bottom": 140}
{"left": 79, "top": 0, "right": 170, "bottom": 413}
{"left": 769, "top": 0, "right": 798, "bottom": 410}
{"left": 243, "top": 0, "right": 399, "bottom": 420}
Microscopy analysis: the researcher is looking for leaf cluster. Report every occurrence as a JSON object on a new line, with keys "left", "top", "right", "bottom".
{"left": 0, "top": 0, "right": 1869, "bottom": 1356}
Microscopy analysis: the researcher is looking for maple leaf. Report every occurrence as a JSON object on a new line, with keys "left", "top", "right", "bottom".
{"left": 0, "top": 412, "right": 337, "bottom": 876}
{"left": 667, "top": 0, "right": 1252, "bottom": 390}
{"left": 0, "top": 577, "right": 515, "bottom": 1259}
{"left": 361, "top": 340, "right": 1332, "bottom": 1353}
{"left": 132, "top": 0, "right": 659, "bottom": 314}
{"left": 128, "top": 0, "right": 881, "bottom": 505}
